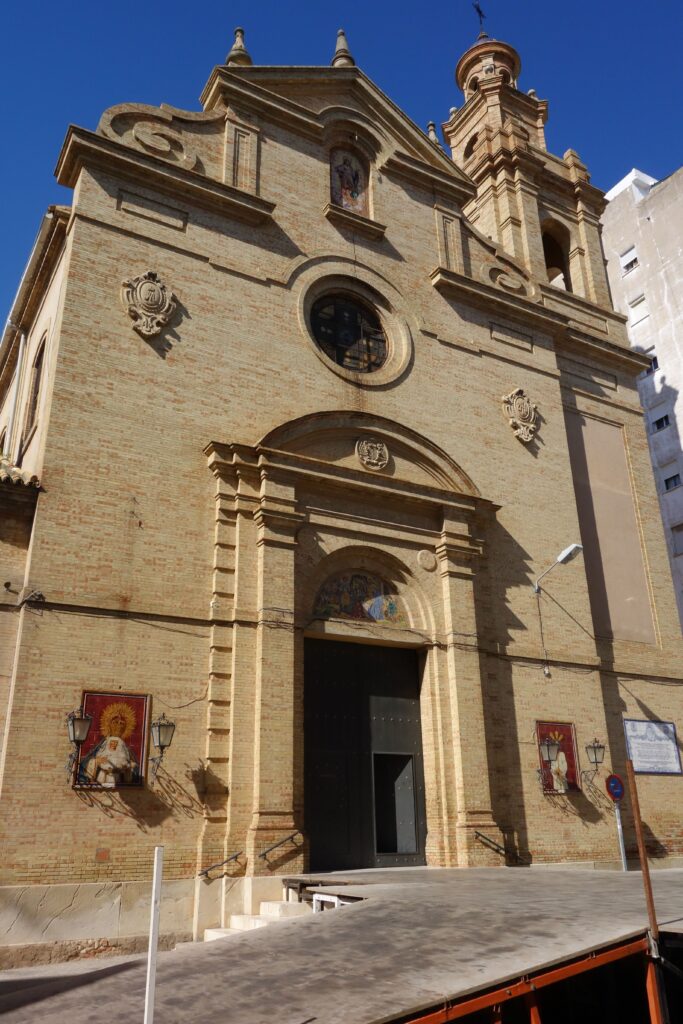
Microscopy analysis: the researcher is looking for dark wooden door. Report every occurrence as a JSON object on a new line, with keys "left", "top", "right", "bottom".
{"left": 304, "top": 639, "right": 427, "bottom": 871}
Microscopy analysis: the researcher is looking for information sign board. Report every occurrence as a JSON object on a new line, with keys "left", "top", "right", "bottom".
{"left": 623, "top": 719, "right": 682, "bottom": 775}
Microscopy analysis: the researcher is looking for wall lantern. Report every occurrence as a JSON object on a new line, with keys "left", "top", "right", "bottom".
{"left": 66, "top": 707, "right": 92, "bottom": 777}
{"left": 583, "top": 737, "right": 606, "bottom": 779}
{"left": 150, "top": 712, "right": 176, "bottom": 781}
{"left": 537, "top": 735, "right": 561, "bottom": 790}
{"left": 539, "top": 735, "right": 561, "bottom": 763}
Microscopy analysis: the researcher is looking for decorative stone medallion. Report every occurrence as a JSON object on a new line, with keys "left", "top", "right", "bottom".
{"left": 417, "top": 549, "right": 437, "bottom": 572}
{"left": 502, "top": 388, "right": 539, "bottom": 443}
{"left": 356, "top": 437, "right": 389, "bottom": 471}
{"left": 121, "top": 272, "right": 177, "bottom": 338}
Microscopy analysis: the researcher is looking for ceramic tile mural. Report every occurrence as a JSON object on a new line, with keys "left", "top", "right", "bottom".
{"left": 330, "top": 148, "right": 368, "bottom": 216}
{"left": 74, "top": 691, "right": 150, "bottom": 788}
{"left": 314, "top": 572, "right": 405, "bottom": 624}
{"left": 536, "top": 720, "right": 580, "bottom": 793}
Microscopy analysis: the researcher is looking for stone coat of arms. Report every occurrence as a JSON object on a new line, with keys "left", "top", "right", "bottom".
{"left": 502, "top": 388, "right": 539, "bottom": 443}
{"left": 121, "top": 271, "right": 177, "bottom": 338}
{"left": 356, "top": 437, "right": 389, "bottom": 471}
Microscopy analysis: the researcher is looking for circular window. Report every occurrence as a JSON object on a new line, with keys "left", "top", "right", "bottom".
{"left": 310, "top": 294, "right": 387, "bottom": 374}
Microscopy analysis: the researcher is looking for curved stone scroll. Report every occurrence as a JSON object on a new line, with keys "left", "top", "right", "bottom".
{"left": 98, "top": 103, "right": 225, "bottom": 176}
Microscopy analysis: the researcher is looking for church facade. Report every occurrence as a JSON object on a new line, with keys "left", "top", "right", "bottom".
{"left": 1, "top": 28, "right": 682, "bottom": 952}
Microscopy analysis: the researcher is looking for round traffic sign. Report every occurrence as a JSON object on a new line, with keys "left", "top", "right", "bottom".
{"left": 606, "top": 773, "right": 625, "bottom": 802}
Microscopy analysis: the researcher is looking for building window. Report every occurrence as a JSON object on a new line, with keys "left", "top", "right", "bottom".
{"left": 645, "top": 355, "right": 659, "bottom": 375}
{"left": 310, "top": 294, "right": 387, "bottom": 373}
{"left": 629, "top": 295, "right": 649, "bottom": 326}
{"left": 464, "top": 133, "right": 479, "bottom": 160}
{"left": 672, "top": 524, "right": 683, "bottom": 557}
{"left": 664, "top": 474, "right": 681, "bottom": 492}
{"left": 541, "top": 219, "right": 572, "bottom": 292}
{"left": 652, "top": 414, "right": 670, "bottom": 432}
{"left": 330, "top": 148, "right": 369, "bottom": 218}
{"left": 22, "top": 337, "right": 46, "bottom": 449}
{"left": 619, "top": 246, "right": 639, "bottom": 275}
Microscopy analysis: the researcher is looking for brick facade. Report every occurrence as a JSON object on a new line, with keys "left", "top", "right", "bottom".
{"left": 1, "top": 31, "right": 682, "bottom": 948}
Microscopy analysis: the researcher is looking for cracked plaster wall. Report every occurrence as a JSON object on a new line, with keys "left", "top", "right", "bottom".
{"left": 0, "top": 878, "right": 194, "bottom": 945}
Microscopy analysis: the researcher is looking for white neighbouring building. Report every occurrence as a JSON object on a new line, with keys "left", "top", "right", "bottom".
{"left": 602, "top": 166, "right": 683, "bottom": 628}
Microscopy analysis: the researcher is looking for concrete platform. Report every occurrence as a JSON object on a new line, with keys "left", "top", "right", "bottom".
{"left": 1, "top": 866, "right": 683, "bottom": 1023}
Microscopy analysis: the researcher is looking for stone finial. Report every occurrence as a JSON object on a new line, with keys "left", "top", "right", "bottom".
{"left": 226, "top": 27, "right": 253, "bottom": 67}
{"left": 427, "top": 122, "right": 442, "bottom": 148}
{"left": 331, "top": 28, "right": 355, "bottom": 67}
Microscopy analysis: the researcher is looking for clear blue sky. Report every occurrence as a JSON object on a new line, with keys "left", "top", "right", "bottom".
{"left": 2, "top": 0, "right": 681, "bottom": 317}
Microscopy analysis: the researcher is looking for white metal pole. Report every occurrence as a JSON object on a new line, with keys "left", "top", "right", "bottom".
{"left": 615, "top": 802, "right": 628, "bottom": 872}
{"left": 144, "top": 846, "right": 164, "bottom": 1024}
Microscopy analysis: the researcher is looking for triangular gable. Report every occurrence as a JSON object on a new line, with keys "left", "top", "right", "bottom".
{"left": 200, "top": 65, "right": 475, "bottom": 204}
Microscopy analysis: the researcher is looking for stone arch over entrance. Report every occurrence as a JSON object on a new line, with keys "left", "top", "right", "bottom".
{"left": 203, "top": 411, "right": 504, "bottom": 882}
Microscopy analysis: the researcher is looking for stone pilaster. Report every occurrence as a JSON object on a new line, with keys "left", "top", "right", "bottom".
{"left": 245, "top": 471, "right": 306, "bottom": 874}
{"left": 436, "top": 505, "right": 504, "bottom": 866}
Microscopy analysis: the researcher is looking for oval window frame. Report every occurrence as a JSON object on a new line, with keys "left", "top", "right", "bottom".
{"left": 299, "top": 274, "right": 412, "bottom": 387}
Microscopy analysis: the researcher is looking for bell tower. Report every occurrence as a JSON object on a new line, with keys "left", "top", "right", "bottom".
{"left": 443, "top": 33, "right": 611, "bottom": 307}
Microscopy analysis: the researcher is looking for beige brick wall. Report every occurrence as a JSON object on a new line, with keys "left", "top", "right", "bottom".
{"left": 1, "top": 60, "right": 682, "bottom": 934}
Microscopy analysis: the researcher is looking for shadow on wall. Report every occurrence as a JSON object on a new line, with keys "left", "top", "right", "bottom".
{"left": 74, "top": 764, "right": 205, "bottom": 832}
{"left": 599, "top": 671, "right": 671, "bottom": 862}
{"left": 476, "top": 518, "right": 534, "bottom": 865}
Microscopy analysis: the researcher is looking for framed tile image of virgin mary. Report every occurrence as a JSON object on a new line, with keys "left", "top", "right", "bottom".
{"left": 73, "top": 691, "right": 150, "bottom": 788}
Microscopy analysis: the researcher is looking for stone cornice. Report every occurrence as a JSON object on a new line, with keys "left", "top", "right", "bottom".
{"left": 381, "top": 152, "right": 473, "bottom": 206}
{"left": 431, "top": 265, "right": 565, "bottom": 333}
{"left": 55, "top": 127, "right": 276, "bottom": 225}
{"left": 201, "top": 65, "right": 476, "bottom": 206}
{"left": 0, "top": 205, "right": 69, "bottom": 382}
{"left": 204, "top": 441, "right": 497, "bottom": 518}
{"left": 201, "top": 68, "right": 324, "bottom": 140}
{"left": 323, "top": 203, "right": 386, "bottom": 240}
{"left": 431, "top": 265, "right": 648, "bottom": 373}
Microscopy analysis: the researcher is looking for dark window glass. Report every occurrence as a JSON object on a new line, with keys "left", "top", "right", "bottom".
{"left": 665, "top": 474, "right": 681, "bottom": 492}
{"left": 653, "top": 415, "right": 670, "bottom": 432}
{"left": 23, "top": 340, "right": 45, "bottom": 444}
{"left": 311, "top": 295, "right": 387, "bottom": 373}
{"left": 645, "top": 355, "right": 659, "bottom": 375}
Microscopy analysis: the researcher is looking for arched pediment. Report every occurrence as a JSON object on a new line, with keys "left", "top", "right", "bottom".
{"left": 260, "top": 411, "right": 479, "bottom": 497}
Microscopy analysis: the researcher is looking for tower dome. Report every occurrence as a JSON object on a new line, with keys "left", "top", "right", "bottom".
{"left": 455, "top": 34, "right": 521, "bottom": 98}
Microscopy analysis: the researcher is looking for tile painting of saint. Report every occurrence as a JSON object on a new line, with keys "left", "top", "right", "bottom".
{"left": 75, "top": 692, "right": 149, "bottom": 788}
{"left": 330, "top": 148, "right": 368, "bottom": 216}
{"left": 536, "top": 721, "right": 580, "bottom": 793}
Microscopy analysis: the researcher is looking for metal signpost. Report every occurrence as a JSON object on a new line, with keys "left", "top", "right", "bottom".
{"left": 144, "top": 846, "right": 164, "bottom": 1024}
{"left": 605, "top": 772, "right": 627, "bottom": 872}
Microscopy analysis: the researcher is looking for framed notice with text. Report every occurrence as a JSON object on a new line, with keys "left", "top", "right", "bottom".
{"left": 624, "top": 718, "right": 682, "bottom": 775}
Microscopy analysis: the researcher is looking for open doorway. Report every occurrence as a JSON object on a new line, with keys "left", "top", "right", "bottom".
{"left": 304, "top": 639, "right": 427, "bottom": 871}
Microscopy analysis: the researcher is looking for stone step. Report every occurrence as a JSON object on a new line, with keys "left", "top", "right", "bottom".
{"left": 259, "top": 900, "right": 312, "bottom": 918}
{"left": 203, "top": 928, "right": 241, "bottom": 942}
{"left": 229, "top": 914, "right": 274, "bottom": 931}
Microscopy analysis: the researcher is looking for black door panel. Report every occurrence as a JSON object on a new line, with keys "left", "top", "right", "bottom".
{"left": 304, "top": 639, "right": 427, "bottom": 870}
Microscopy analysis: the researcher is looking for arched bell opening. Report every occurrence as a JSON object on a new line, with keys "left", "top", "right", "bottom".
{"left": 541, "top": 218, "right": 573, "bottom": 292}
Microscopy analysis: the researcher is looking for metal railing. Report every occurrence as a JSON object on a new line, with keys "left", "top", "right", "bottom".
{"left": 198, "top": 850, "right": 242, "bottom": 879}
{"left": 258, "top": 831, "right": 303, "bottom": 862}
{"left": 474, "top": 830, "right": 530, "bottom": 865}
